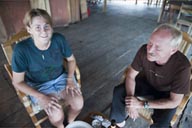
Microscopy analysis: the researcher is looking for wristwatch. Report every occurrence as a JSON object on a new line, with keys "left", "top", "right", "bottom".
{"left": 144, "top": 101, "right": 149, "bottom": 109}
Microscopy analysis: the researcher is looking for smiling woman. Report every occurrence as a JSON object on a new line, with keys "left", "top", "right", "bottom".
{"left": 23, "top": 10, "right": 53, "bottom": 50}
{"left": 11, "top": 8, "right": 84, "bottom": 128}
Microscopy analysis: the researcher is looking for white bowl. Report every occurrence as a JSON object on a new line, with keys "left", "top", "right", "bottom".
{"left": 66, "top": 120, "right": 93, "bottom": 128}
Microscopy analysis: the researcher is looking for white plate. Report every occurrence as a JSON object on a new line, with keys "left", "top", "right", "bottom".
{"left": 66, "top": 120, "right": 93, "bottom": 128}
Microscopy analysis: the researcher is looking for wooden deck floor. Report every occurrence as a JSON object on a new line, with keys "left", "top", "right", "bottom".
{"left": 0, "top": 1, "right": 192, "bottom": 128}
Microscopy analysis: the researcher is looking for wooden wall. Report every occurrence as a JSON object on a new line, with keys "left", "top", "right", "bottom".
{"left": 0, "top": 0, "right": 88, "bottom": 43}
{"left": 0, "top": 17, "right": 7, "bottom": 43}
{"left": 0, "top": 0, "right": 31, "bottom": 36}
{"left": 70, "top": 0, "right": 80, "bottom": 23}
{"left": 30, "top": 0, "right": 51, "bottom": 15}
{"left": 80, "top": 0, "right": 88, "bottom": 20}
{"left": 49, "top": 0, "right": 71, "bottom": 27}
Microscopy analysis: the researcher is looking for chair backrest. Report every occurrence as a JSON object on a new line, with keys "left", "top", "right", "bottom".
{"left": 2, "top": 29, "right": 30, "bottom": 65}
{"left": 178, "top": 32, "right": 192, "bottom": 60}
{"left": 1, "top": 29, "right": 47, "bottom": 128}
{"left": 177, "top": 3, "right": 192, "bottom": 21}
{"left": 176, "top": 3, "right": 192, "bottom": 35}
{"left": 1, "top": 29, "right": 81, "bottom": 128}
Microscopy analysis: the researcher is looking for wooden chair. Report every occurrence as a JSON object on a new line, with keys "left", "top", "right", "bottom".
{"left": 121, "top": 31, "right": 192, "bottom": 127}
{"left": 157, "top": 0, "right": 170, "bottom": 23}
{"left": 168, "top": 4, "right": 180, "bottom": 23}
{"left": 1, "top": 29, "right": 81, "bottom": 128}
{"left": 158, "top": 1, "right": 192, "bottom": 24}
{"left": 176, "top": 3, "right": 192, "bottom": 35}
{"left": 169, "top": 31, "right": 192, "bottom": 126}
{"left": 158, "top": 1, "right": 181, "bottom": 23}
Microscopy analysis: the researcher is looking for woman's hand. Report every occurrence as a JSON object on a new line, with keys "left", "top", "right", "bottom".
{"left": 38, "top": 95, "right": 61, "bottom": 116}
{"left": 65, "top": 78, "right": 81, "bottom": 97}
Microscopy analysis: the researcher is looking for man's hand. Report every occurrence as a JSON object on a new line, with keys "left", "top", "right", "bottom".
{"left": 125, "top": 96, "right": 143, "bottom": 120}
{"left": 127, "top": 107, "right": 139, "bottom": 121}
{"left": 125, "top": 96, "right": 143, "bottom": 108}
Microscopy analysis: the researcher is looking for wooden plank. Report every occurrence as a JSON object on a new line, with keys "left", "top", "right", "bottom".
{"left": 0, "top": 86, "right": 17, "bottom": 105}
{"left": 0, "top": 0, "right": 30, "bottom": 36}
{"left": 70, "top": 0, "right": 75, "bottom": 23}
{"left": 103, "top": 0, "right": 107, "bottom": 12}
{"left": 49, "top": 0, "right": 70, "bottom": 26}
{"left": 0, "top": 17, "right": 7, "bottom": 44}
{"left": 0, "top": 108, "right": 33, "bottom": 128}
{"left": 0, "top": 48, "right": 7, "bottom": 66}
{"left": 75, "top": 0, "right": 80, "bottom": 22}
{"left": 67, "top": 0, "right": 72, "bottom": 23}
{"left": 70, "top": 0, "right": 80, "bottom": 23}
{"left": 80, "top": 0, "right": 88, "bottom": 20}
{"left": 0, "top": 67, "right": 17, "bottom": 103}
{"left": 0, "top": 97, "right": 23, "bottom": 122}
{"left": 30, "top": 0, "right": 51, "bottom": 16}
{"left": 157, "top": 0, "right": 167, "bottom": 23}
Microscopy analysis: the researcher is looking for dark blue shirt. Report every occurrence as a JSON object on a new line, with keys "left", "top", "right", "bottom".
{"left": 12, "top": 33, "right": 72, "bottom": 84}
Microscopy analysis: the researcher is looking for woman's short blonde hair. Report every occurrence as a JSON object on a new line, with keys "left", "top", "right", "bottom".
{"left": 153, "top": 23, "right": 183, "bottom": 48}
{"left": 23, "top": 8, "right": 52, "bottom": 27}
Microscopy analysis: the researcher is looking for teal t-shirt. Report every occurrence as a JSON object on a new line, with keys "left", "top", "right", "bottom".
{"left": 12, "top": 33, "right": 72, "bottom": 84}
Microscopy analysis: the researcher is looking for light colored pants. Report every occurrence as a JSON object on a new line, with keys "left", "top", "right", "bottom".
{"left": 27, "top": 73, "right": 79, "bottom": 105}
